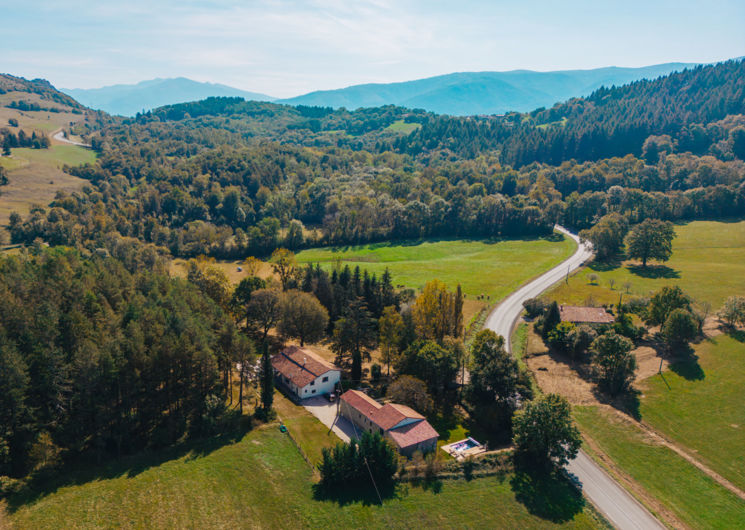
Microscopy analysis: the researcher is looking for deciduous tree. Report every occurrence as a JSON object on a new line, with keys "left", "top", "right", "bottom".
{"left": 591, "top": 331, "right": 636, "bottom": 396}
{"left": 278, "top": 289, "right": 329, "bottom": 346}
{"left": 512, "top": 394, "right": 581, "bottom": 471}
{"left": 625, "top": 219, "right": 675, "bottom": 267}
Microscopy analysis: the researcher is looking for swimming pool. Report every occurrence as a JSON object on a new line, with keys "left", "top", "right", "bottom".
{"left": 449, "top": 437, "right": 481, "bottom": 453}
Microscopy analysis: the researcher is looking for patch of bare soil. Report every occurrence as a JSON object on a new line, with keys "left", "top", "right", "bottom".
{"left": 526, "top": 353, "right": 600, "bottom": 406}
{"left": 633, "top": 345, "right": 668, "bottom": 381}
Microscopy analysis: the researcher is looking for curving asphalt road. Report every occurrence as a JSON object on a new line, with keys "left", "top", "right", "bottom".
{"left": 484, "top": 225, "right": 665, "bottom": 530}
{"left": 52, "top": 129, "right": 91, "bottom": 148}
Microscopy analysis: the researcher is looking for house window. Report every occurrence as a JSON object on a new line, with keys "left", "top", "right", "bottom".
{"left": 322, "top": 376, "right": 328, "bottom": 382}
{"left": 312, "top": 389, "right": 316, "bottom": 394}
{"left": 310, "top": 381, "right": 314, "bottom": 386}
{"left": 379, "top": 428, "right": 383, "bottom": 435}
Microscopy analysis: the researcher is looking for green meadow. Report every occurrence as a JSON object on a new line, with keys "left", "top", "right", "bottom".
{"left": 574, "top": 406, "right": 745, "bottom": 529}
{"left": 5, "top": 422, "right": 606, "bottom": 529}
{"left": 639, "top": 334, "right": 745, "bottom": 491}
{"left": 548, "top": 219, "right": 745, "bottom": 310}
{"left": 296, "top": 235, "right": 576, "bottom": 301}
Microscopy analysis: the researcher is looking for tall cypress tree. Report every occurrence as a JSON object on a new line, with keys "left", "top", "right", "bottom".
{"left": 260, "top": 343, "right": 273, "bottom": 415}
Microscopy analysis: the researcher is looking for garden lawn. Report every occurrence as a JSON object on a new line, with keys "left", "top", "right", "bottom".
{"left": 639, "top": 334, "right": 745, "bottom": 491}
{"left": 273, "top": 391, "right": 339, "bottom": 465}
{"left": 574, "top": 406, "right": 745, "bottom": 529}
{"left": 296, "top": 235, "right": 576, "bottom": 303}
{"left": 5, "top": 425, "right": 606, "bottom": 529}
{"left": 548, "top": 219, "right": 745, "bottom": 310}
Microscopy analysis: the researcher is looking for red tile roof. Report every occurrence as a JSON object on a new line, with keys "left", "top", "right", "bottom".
{"left": 387, "top": 419, "right": 439, "bottom": 449}
{"left": 340, "top": 390, "right": 435, "bottom": 434}
{"left": 559, "top": 305, "right": 615, "bottom": 324}
{"left": 271, "top": 346, "right": 338, "bottom": 388}
{"left": 340, "top": 389, "right": 381, "bottom": 419}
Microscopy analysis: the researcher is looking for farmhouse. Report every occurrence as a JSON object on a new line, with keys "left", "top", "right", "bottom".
{"left": 340, "top": 389, "right": 439, "bottom": 456}
{"left": 271, "top": 346, "right": 340, "bottom": 400}
{"left": 559, "top": 305, "right": 615, "bottom": 325}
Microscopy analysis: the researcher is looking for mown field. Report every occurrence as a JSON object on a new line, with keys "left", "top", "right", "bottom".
{"left": 574, "top": 406, "right": 745, "bottom": 529}
{"left": 4, "top": 421, "right": 607, "bottom": 529}
{"left": 296, "top": 235, "right": 576, "bottom": 317}
{"left": 548, "top": 219, "right": 745, "bottom": 310}
{"left": 639, "top": 334, "right": 745, "bottom": 491}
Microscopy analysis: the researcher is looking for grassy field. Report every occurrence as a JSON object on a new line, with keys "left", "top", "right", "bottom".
{"left": 639, "top": 334, "right": 745, "bottom": 491}
{"left": 574, "top": 406, "right": 745, "bottom": 529}
{"left": 385, "top": 119, "right": 422, "bottom": 134}
{"left": 4, "top": 422, "right": 607, "bottom": 529}
{"left": 548, "top": 219, "right": 745, "bottom": 310}
{"left": 296, "top": 235, "right": 576, "bottom": 303}
{"left": 10, "top": 145, "right": 96, "bottom": 168}
{"left": 273, "top": 391, "right": 339, "bottom": 465}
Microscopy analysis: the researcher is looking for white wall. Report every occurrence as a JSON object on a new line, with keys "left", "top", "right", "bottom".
{"left": 298, "top": 370, "right": 340, "bottom": 399}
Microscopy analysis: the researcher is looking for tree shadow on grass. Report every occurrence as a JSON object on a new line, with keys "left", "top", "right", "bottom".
{"left": 312, "top": 481, "right": 398, "bottom": 507}
{"left": 509, "top": 468, "right": 585, "bottom": 523}
{"left": 726, "top": 328, "right": 745, "bottom": 343}
{"left": 587, "top": 256, "right": 623, "bottom": 272}
{"left": 626, "top": 264, "right": 680, "bottom": 279}
{"left": 4, "top": 420, "right": 254, "bottom": 513}
{"left": 669, "top": 358, "right": 705, "bottom": 381}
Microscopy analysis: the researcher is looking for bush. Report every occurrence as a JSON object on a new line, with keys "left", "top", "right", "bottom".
{"left": 547, "top": 321, "right": 576, "bottom": 354}
{"left": 567, "top": 325, "right": 597, "bottom": 360}
{"left": 370, "top": 363, "right": 382, "bottom": 383}
{"left": 662, "top": 308, "right": 698, "bottom": 349}
{"left": 523, "top": 297, "right": 547, "bottom": 318}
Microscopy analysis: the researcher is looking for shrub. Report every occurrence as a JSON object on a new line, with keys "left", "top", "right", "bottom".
{"left": 662, "top": 308, "right": 698, "bottom": 349}
{"left": 547, "top": 321, "right": 576, "bottom": 354}
{"left": 523, "top": 297, "right": 547, "bottom": 318}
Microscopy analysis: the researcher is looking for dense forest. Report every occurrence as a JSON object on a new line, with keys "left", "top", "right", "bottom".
{"left": 2, "top": 58, "right": 744, "bottom": 481}
{"left": 10, "top": 60, "right": 745, "bottom": 260}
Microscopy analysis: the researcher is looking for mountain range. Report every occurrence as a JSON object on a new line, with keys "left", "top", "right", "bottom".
{"left": 61, "top": 78, "right": 275, "bottom": 117}
{"left": 63, "top": 63, "right": 697, "bottom": 117}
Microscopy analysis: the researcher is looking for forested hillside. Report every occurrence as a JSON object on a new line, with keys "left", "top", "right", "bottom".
{"left": 9, "top": 59, "right": 745, "bottom": 260}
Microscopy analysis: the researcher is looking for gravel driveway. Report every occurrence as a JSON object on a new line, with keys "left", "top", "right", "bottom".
{"left": 302, "top": 395, "right": 358, "bottom": 443}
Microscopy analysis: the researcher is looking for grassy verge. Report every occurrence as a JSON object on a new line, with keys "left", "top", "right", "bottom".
{"left": 574, "top": 406, "right": 745, "bottom": 528}
{"left": 273, "top": 391, "right": 340, "bottom": 465}
{"left": 5, "top": 423, "right": 607, "bottom": 529}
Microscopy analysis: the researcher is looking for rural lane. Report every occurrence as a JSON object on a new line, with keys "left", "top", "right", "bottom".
{"left": 484, "top": 225, "right": 665, "bottom": 530}
{"left": 52, "top": 129, "right": 91, "bottom": 148}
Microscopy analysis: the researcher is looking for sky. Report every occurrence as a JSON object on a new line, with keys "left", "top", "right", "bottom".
{"left": 2, "top": 0, "right": 744, "bottom": 98}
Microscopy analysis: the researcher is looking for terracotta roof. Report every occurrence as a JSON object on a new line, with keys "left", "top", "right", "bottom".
{"left": 271, "top": 346, "right": 338, "bottom": 388}
{"left": 387, "top": 420, "right": 439, "bottom": 449}
{"left": 387, "top": 403, "right": 425, "bottom": 420}
{"left": 340, "top": 389, "right": 382, "bottom": 418}
{"left": 559, "top": 305, "right": 615, "bottom": 324}
{"left": 340, "top": 391, "right": 428, "bottom": 431}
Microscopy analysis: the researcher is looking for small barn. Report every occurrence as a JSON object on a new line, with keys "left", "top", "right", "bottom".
{"left": 271, "top": 346, "right": 340, "bottom": 400}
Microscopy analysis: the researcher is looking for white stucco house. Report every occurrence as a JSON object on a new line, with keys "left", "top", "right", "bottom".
{"left": 271, "top": 345, "right": 340, "bottom": 400}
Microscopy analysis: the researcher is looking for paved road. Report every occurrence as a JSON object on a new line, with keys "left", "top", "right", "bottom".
{"left": 52, "top": 129, "right": 91, "bottom": 148}
{"left": 484, "top": 225, "right": 665, "bottom": 530}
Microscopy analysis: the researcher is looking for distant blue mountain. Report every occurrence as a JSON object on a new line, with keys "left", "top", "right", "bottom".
{"left": 277, "top": 63, "right": 697, "bottom": 116}
{"left": 62, "top": 62, "right": 699, "bottom": 118}
{"left": 62, "top": 77, "right": 275, "bottom": 116}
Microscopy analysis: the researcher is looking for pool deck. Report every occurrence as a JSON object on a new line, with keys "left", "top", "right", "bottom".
{"left": 441, "top": 438, "right": 487, "bottom": 461}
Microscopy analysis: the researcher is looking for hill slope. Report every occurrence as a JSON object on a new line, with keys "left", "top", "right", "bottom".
{"left": 278, "top": 63, "right": 695, "bottom": 115}
{"left": 62, "top": 77, "right": 275, "bottom": 116}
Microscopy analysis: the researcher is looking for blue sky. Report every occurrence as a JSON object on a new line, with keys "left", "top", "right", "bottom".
{"left": 2, "top": 0, "right": 744, "bottom": 97}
